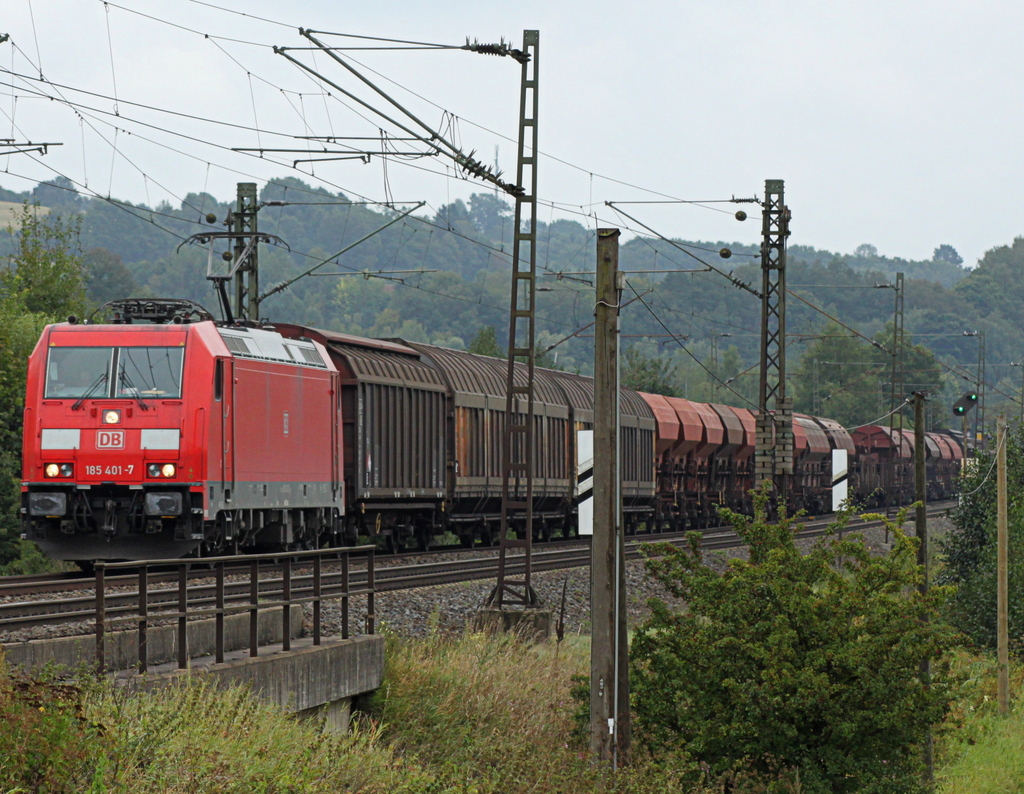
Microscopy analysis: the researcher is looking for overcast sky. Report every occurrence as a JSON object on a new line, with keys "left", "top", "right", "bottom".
{"left": 1, "top": 0, "right": 1020, "bottom": 267}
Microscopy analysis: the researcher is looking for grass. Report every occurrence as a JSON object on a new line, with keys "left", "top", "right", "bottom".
{"left": 13, "top": 627, "right": 1024, "bottom": 793}
{"left": 371, "top": 630, "right": 701, "bottom": 793}
{"left": 937, "top": 652, "right": 1024, "bottom": 793}
{"left": 0, "top": 633, "right": 705, "bottom": 793}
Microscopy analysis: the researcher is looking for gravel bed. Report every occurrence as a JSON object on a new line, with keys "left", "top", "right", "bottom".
{"left": 309, "top": 517, "right": 943, "bottom": 640}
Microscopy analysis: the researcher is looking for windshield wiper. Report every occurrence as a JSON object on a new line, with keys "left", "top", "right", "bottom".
{"left": 71, "top": 373, "right": 108, "bottom": 411}
{"left": 117, "top": 369, "right": 150, "bottom": 411}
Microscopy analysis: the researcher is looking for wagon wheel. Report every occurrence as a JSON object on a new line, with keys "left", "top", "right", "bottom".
{"left": 416, "top": 524, "right": 432, "bottom": 552}
{"left": 387, "top": 531, "right": 404, "bottom": 555}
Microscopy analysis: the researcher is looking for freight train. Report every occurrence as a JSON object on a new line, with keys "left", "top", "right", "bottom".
{"left": 20, "top": 299, "right": 962, "bottom": 561}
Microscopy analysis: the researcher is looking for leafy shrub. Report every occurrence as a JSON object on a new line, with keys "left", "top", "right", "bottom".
{"left": 941, "top": 428, "right": 1024, "bottom": 650}
{"left": 631, "top": 492, "right": 962, "bottom": 794}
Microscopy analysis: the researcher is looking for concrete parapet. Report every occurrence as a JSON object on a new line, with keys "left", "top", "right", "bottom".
{"left": 1, "top": 605, "right": 304, "bottom": 673}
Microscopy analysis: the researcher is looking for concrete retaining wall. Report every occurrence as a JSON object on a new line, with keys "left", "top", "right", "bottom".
{"left": 137, "top": 634, "right": 385, "bottom": 717}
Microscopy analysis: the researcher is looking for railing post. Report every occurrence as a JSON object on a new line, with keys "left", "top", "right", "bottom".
{"left": 95, "top": 563, "right": 106, "bottom": 675}
{"left": 366, "top": 549, "right": 375, "bottom": 635}
{"left": 177, "top": 563, "right": 188, "bottom": 669}
{"left": 341, "top": 552, "right": 349, "bottom": 640}
{"left": 282, "top": 557, "right": 292, "bottom": 652}
{"left": 313, "top": 553, "right": 322, "bottom": 646}
{"left": 138, "top": 565, "right": 148, "bottom": 674}
{"left": 250, "top": 559, "right": 259, "bottom": 657}
{"left": 215, "top": 561, "right": 225, "bottom": 664}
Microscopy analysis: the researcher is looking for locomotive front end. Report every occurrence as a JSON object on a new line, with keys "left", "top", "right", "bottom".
{"left": 21, "top": 323, "right": 203, "bottom": 560}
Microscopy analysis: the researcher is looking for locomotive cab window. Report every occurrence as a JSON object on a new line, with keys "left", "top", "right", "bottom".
{"left": 45, "top": 347, "right": 114, "bottom": 398}
{"left": 45, "top": 346, "right": 184, "bottom": 400}
{"left": 116, "top": 347, "right": 184, "bottom": 399}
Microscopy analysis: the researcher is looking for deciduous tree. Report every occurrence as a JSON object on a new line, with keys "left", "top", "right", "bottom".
{"left": 0, "top": 203, "right": 86, "bottom": 568}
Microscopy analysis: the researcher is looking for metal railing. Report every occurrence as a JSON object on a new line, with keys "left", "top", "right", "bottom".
{"left": 94, "top": 545, "right": 375, "bottom": 674}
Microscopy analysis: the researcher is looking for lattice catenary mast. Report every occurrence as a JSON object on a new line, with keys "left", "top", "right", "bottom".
{"left": 755, "top": 179, "right": 793, "bottom": 504}
{"left": 491, "top": 30, "right": 540, "bottom": 608}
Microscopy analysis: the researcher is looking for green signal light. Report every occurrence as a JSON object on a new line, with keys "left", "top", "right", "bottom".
{"left": 952, "top": 391, "right": 980, "bottom": 417}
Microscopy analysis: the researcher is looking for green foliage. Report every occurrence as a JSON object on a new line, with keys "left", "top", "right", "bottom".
{"left": 467, "top": 325, "right": 503, "bottom": 358}
{"left": 0, "top": 665, "right": 110, "bottom": 792}
{"left": 622, "top": 345, "right": 681, "bottom": 397}
{"left": 83, "top": 247, "right": 137, "bottom": 306}
{"left": 1, "top": 203, "right": 86, "bottom": 317}
{"left": 933, "top": 245, "right": 964, "bottom": 267}
{"left": 631, "top": 491, "right": 962, "bottom": 793}
{"left": 0, "top": 203, "right": 87, "bottom": 568}
{"left": 792, "top": 321, "right": 944, "bottom": 426}
{"left": 940, "top": 428, "right": 1024, "bottom": 650}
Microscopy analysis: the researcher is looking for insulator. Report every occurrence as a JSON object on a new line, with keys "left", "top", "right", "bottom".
{"left": 205, "top": 213, "right": 217, "bottom": 224}
{"left": 222, "top": 251, "right": 233, "bottom": 261}
{"left": 466, "top": 42, "right": 508, "bottom": 57}
{"left": 719, "top": 248, "right": 732, "bottom": 259}
{"left": 735, "top": 210, "right": 747, "bottom": 222}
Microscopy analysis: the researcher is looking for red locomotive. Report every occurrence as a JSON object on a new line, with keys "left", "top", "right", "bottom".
{"left": 21, "top": 300, "right": 343, "bottom": 561}
{"left": 21, "top": 299, "right": 962, "bottom": 562}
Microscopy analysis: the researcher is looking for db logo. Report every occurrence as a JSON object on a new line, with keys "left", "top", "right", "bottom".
{"left": 96, "top": 430, "right": 125, "bottom": 449}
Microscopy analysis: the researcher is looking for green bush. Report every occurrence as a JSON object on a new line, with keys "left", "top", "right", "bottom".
{"left": 941, "top": 428, "right": 1024, "bottom": 650}
{"left": 631, "top": 492, "right": 962, "bottom": 794}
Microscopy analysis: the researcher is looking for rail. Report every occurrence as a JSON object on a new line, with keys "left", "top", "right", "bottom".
{"left": 94, "top": 545, "right": 376, "bottom": 675}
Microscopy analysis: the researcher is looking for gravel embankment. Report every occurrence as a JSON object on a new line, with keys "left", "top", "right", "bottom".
{"left": 313, "top": 516, "right": 950, "bottom": 639}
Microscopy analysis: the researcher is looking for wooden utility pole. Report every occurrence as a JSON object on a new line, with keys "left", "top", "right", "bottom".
{"left": 913, "top": 391, "right": 933, "bottom": 782}
{"left": 591, "top": 228, "right": 630, "bottom": 767}
{"left": 997, "top": 414, "right": 1009, "bottom": 714}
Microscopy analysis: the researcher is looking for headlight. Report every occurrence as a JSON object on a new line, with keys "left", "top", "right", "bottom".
{"left": 44, "top": 463, "right": 72, "bottom": 478}
{"left": 147, "top": 463, "right": 177, "bottom": 478}
{"left": 145, "top": 492, "right": 182, "bottom": 516}
{"left": 102, "top": 410, "right": 121, "bottom": 425}
{"left": 161, "top": 463, "right": 176, "bottom": 478}
{"left": 45, "top": 463, "right": 60, "bottom": 478}
{"left": 60, "top": 463, "right": 73, "bottom": 477}
{"left": 29, "top": 492, "right": 67, "bottom": 516}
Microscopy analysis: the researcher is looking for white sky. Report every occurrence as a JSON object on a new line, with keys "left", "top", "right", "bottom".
{"left": 1, "top": 0, "right": 1020, "bottom": 267}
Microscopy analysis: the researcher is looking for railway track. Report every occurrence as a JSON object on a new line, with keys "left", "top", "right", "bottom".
{"left": 0, "top": 502, "right": 954, "bottom": 636}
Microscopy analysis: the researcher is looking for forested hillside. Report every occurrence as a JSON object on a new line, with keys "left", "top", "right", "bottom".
{"left": 4, "top": 175, "right": 1023, "bottom": 431}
